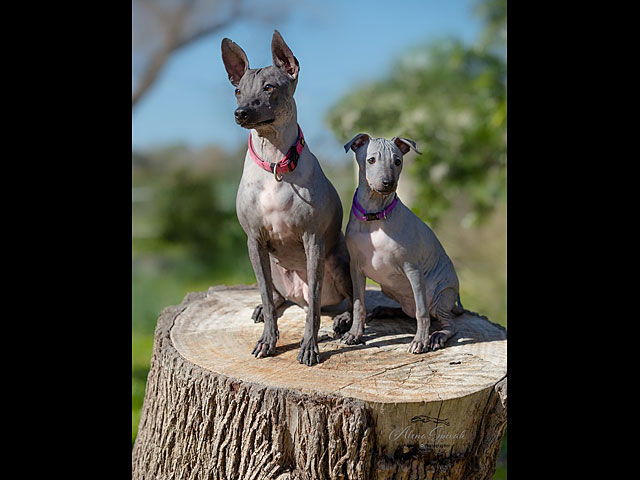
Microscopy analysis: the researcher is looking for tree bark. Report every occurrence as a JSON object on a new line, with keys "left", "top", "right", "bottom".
{"left": 132, "top": 285, "right": 507, "bottom": 480}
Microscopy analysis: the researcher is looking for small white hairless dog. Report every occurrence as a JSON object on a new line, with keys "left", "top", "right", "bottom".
{"left": 341, "top": 133, "right": 465, "bottom": 353}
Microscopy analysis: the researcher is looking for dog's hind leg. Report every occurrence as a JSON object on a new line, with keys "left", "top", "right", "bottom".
{"left": 332, "top": 305, "right": 353, "bottom": 335}
{"left": 252, "top": 256, "right": 293, "bottom": 323}
{"left": 325, "top": 242, "right": 354, "bottom": 335}
{"left": 251, "top": 289, "right": 286, "bottom": 323}
{"left": 428, "top": 288, "right": 458, "bottom": 351}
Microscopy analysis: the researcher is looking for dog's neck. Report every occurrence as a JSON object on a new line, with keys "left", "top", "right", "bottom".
{"left": 249, "top": 102, "right": 299, "bottom": 163}
{"left": 356, "top": 176, "right": 398, "bottom": 214}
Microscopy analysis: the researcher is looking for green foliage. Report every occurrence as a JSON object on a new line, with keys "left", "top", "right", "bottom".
{"left": 325, "top": 1, "right": 506, "bottom": 226}
{"left": 474, "top": 0, "right": 507, "bottom": 55}
{"left": 157, "top": 168, "right": 247, "bottom": 263}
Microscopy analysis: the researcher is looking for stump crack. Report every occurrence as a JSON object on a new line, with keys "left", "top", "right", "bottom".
{"left": 331, "top": 358, "right": 427, "bottom": 394}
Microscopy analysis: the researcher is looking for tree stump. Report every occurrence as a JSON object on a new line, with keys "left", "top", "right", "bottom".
{"left": 132, "top": 285, "right": 507, "bottom": 480}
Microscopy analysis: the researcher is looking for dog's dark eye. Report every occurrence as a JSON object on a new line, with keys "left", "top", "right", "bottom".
{"left": 234, "top": 88, "right": 241, "bottom": 96}
{"left": 367, "top": 157, "right": 376, "bottom": 164}
{"left": 264, "top": 84, "right": 275, "bottom": 92}
{"left": 394, "top": 158, "right": 402, "bottom": 166}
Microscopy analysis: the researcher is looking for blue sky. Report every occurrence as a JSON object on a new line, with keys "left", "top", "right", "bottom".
{"left": 132, "top": 0, "right": 482, "bottom": 160}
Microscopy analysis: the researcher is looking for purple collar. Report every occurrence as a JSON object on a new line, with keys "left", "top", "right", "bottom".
{"left": 351, "top": 188, "right": 398, "bottom": 221}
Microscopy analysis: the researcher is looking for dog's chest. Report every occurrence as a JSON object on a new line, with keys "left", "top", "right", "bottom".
{"left": 252, "top": 181, "right": 302, "bottom": 241}
{"left": 350, "top": 224, "right": 415, "bottom": 311}
{"left": 350, "top": 226, "right": 405, "bottom": 280}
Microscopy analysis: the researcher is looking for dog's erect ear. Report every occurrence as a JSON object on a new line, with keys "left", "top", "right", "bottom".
{"left": 271, "top": 30, "right": 300, "bottom": 80}
{"left": 344, "top": 133, "right": 370, "bottom": 153}
{"left": 392, "top": 137, "right": 422, "bottom": 155}
{"left": 221, "top": 38, "right": 249, "bottom": 86}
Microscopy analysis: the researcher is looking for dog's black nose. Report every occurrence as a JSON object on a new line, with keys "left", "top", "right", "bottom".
{"left": 382, "top": 179, "right": 393, "bottom": 188}
{"left": 235, "top": 108, "right": 249, "bottom": 122}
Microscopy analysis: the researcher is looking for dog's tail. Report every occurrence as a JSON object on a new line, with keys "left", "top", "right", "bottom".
{"left": 452, "top": 294, "right": 465, "bottom": 315}
{"left": 453, "top": 293, "right": 487, "bottom": 319}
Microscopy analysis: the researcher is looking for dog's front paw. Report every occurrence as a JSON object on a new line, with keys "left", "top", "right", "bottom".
{"left": 251, "top": 304, "right": 264, "bottom": 323}
{"left": 332, "top": 311, "right": 353, "bottom": 335}
{"left": 297, "top": 337, "right": 320, "bottom": 366}
{"left": 408, "top": 337, "right": 428, "bottom": 354}
{"left": 252, "top": 329, "right": 279, "bottom": 358}
{"left": 341, "top": 329, "right": 364, "bottom": 345}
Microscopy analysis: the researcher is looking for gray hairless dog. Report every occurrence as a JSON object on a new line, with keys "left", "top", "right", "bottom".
{"left": 221, "top": 31, "right": 353, "bottom": 366}
{"left": 341, "top": 133, "right": 465, "bottom": 353}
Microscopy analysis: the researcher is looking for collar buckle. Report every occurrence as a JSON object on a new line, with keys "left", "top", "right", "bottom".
{"left": 273, "top": 163, "right": 283, "bottom": 182}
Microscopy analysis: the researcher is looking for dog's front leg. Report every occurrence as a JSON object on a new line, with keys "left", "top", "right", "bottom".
{"left": 403, "top": 263, "right": 431, "bottom": 354}
{"left": 298, "top": 232, "right": 324, "bottom": 366}
{"left": 248, "top": 237, "right": 279, "bottom": 358}
{"left": 341, "top": 261, "right": 366, "bottom": 344}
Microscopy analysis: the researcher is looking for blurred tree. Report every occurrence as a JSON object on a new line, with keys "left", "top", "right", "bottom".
{"left": 474, "top": 0, "right": 507, "bottom": 56}
{"left": 132, "top": 0, "right": 289, "bottom": 108}
{"left": 325, "top": 0, "right": 506, "bottom": 226}
{"left": 157, "top": 168, "right": 246, "bottom": 263}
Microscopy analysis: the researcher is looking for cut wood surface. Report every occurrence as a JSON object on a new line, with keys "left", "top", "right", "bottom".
{"left": 132, "top": 285, "right": 507, "bottom": 480}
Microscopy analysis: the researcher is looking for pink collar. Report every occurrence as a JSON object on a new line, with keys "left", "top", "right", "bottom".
{"left": 352, "top": 188, "right": 398, "bottom": 221}
{"left": 248, "top": 124, "right": 305, "bottom": 177}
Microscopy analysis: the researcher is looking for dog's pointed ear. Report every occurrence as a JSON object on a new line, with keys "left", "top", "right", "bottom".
{"left": 271, "top": 30, "right": 300, "bottom": 80}
{"left": 344, "top": 133, "right": 370, "bottom": 153}
{"left": 392, "top": 136, "right": 422, "bottom": 155}
{"left": 221, "top": 38, "right": 249, "bottom": 86}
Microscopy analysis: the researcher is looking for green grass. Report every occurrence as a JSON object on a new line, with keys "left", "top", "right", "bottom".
{"left": 494, "top": 428, "right": 507, "bottom": 479}
{"left": 132, "top": 334, "right": 153, "bottom": 443}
